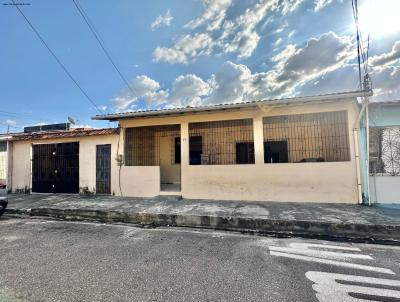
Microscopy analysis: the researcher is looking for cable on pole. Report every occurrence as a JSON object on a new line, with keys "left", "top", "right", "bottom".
{"left": 11, "top": 0, "right": 104, "bottom": 114}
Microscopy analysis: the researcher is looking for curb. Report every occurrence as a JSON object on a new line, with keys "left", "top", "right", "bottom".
{"left": 6, "top": 207, "right": 400, "bottom": 245}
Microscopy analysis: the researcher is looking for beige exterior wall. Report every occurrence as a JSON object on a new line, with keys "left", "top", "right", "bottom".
{"left": 120, "top": 99, "right": 360, "bottom": 203}
{"left": 119, "top": 166, "right": 160, "bottom": 197}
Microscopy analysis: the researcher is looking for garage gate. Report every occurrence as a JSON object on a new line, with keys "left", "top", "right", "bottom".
{"left": 32, "top": 142, "right": 79, "bottom": 193}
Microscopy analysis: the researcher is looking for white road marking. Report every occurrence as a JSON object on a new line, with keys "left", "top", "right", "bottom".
{"left": 269, "top": 245, "right": 372, "bottom": 260}
{"left": 305, "top": 271, "right": 400, "bottom": 302}
{"left": 270, "top": 251, "right": 395, "bottom": 275}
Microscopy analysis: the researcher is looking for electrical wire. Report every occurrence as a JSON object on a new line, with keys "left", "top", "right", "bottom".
{"left": 11, "top": 0, "right": 104, "bottom": 114}
{"left": 351, "top": 0, "right": 371, "bottom": 90}
{"left": 71, "top": 0, "right": 139, "bottom": 100}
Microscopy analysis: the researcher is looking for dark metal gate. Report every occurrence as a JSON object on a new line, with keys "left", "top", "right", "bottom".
{"left": 96, "top": 144, "right": 111, "bottom": 194}
{"left": 32, "top": 142, "right": 79, "bottom": 193}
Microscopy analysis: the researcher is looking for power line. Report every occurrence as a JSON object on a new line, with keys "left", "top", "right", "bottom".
{"left": 351, "top": 0, "right": 371, "bottom": 90}
{"left": 11, "top": 0, "right": 104, "bottom": 114}
{"left": 71, "top": 0, "right": 138, "bottom": 99}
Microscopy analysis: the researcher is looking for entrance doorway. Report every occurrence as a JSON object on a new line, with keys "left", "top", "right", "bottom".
{"left": 159, "top": 136, "right": 181, "bottom": 192}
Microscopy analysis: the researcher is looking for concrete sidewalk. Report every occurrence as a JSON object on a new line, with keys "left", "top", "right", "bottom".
{"left": 4, "top": 194, "right": 400, "bottom": 243}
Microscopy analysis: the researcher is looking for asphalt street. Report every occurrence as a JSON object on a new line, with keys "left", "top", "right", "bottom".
{"left": 0, "top": 218, "right": 400, "bottom": 302}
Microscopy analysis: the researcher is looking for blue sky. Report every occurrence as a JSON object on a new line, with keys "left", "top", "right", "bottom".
{"left": 1, "top": 0, "right": 400, "bottom": 132}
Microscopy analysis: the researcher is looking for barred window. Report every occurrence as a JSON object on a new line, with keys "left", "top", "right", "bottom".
{"left": 369, "top": 127, "right": 400, "bottom": 176}
{"left": 124, "top": 125, "right": 180, "bottom": 166}
{"left": 263, "top": 111, "right": 350, "bottom": 163}
{"left": 189, "top": 119, "right": 254, "bottom": 165}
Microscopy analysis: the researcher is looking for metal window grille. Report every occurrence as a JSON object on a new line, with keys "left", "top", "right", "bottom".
{"left": 263, "top": 111, "right": 350, "bottom": 163}
{"left": 188, "top": 119, "right": 254, "bottom": 165}
{"left": 369, "top": 127, "right": 400, "bottom": 176}
{"left": 124, "top": 125, "right": 180, "bottom": 166}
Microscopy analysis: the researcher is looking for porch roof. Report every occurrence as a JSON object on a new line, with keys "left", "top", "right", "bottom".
{"left": 92, "top": 90, "right": 373, "bottom": 121}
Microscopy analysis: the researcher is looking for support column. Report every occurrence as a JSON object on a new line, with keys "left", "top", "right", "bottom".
{"left": 180, "top": 122, "right": 189, "bottom": 193}
{"left": 253, "top": 116, "right": 264, "bottom": 165}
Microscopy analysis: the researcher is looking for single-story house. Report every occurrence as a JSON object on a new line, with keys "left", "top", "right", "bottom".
{"left": 364, "top": 100, "right": 400, "bottom": 204}
{"left": 4, "top": 90, "right": 373, "bottom": 204}
{"left": 93, "top": 90, "right": 371, "bottom": 203}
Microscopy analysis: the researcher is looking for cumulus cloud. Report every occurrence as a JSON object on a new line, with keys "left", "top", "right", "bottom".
{"left": 266, "top": 32, "right": 354, "bottom": 95}
{"left": 185, "top": 0, "right": 232, "bottom": 31}
{"left": 153, "top": 33, "right": 213, "bottom": 64}
{"left": 151, "top": 9, "right": 173, "bottom": 31}
{"left": 112, "top": 75, "right": 168, "bottom": 110}
{"left": 370, "top": 40, "right": 400, "bottom": 67}
{"left": 368, "top": 64, "right": 400, "bottom": 101}
{"left": 218, "top": 0, "right": 277, "bottom": 58}
{"left": 118, "top": 31, "right": 360, "bottom": 110}
{"left": 295, "top": 39, "right": 400, "bottom": 101}
{"left": 168, "top": 75, "right": 211, "bottom": 107}
{"left": 153, "top": 0, "right": 278, "bottom": 63}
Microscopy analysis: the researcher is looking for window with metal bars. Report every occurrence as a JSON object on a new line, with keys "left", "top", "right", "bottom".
{"left": 369, "top": 127, "right": 400, "bottom": 176}
{"left": 263, "top": 111, "right": 350, "bottom": 163}
{"left": 188, "top": 119, "right": 255, "bottom": 165}
{"left": 124, "top": 125, "right": 181, "bottom": 166}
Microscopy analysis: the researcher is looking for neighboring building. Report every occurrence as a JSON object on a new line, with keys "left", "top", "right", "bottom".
{"left": 89, "top": 90, "right": 371, "bottom": 204}
{"left": 0, "top": 137, "right": 8, "bottom": 185}
{"left": 366, "top": 101, "right": 400, "bottom": 204}
{"left": 7, "top": 127, "right": 119, "bottom": 195}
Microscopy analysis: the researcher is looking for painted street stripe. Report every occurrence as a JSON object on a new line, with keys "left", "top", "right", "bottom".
{"left": 270, "top": 251, "right": 395, "bottom": 275}
{"left": 306, "top": 271, "right": 400, "bottom": 302}
{"left": 269, "top": 246, "right": 373, "bottom": 260}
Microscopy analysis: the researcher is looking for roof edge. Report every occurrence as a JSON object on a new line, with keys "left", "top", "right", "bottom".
{"left": 93, "top": 90, "right": 373, "bottom": 121}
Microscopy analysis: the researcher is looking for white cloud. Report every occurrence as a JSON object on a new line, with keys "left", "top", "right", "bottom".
{"left": 370, "top": 40, "right": 400, "bottom": 67}
{"left": 314, "top": 0, "right": 333, "bottom": 11}
{"left": 218, "top": 0, "right": 278, "bottom": 58}
{"left": 185, "top": 0, "right": 232, "bottom": 31}
{"left": 118, "top": 31, "right": 359, "bottom": 110}
{"left": 112, "top": 75, "right": 168, "bottom": 110}
{"left": 168, "top": 74, "right": 211, "bottom": 107}
{"left": 280, "top": 0, "right": 304, "bottom": 15}
{"left": 5, "top": 120, "right": 17, "bottom": 127}
{"left": 294, "top": 38, "right": 400, "bottom": 101}
{"left": 273, "top": 37, "right": 283, "bottom": 47}
{"left": 266, "top": 31, "right": 354, "bottom": 96}
{"left": 153, "top": 33, "right": 213, "bottom": 64}
{"left": 153, "top": 0, "right": 278, "bottom": 63}
{"left": 151, "top": 9, "right": 173, "bottom": 31}
{"left": 370, "top": 65, "right": 400, "bottom": 99}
